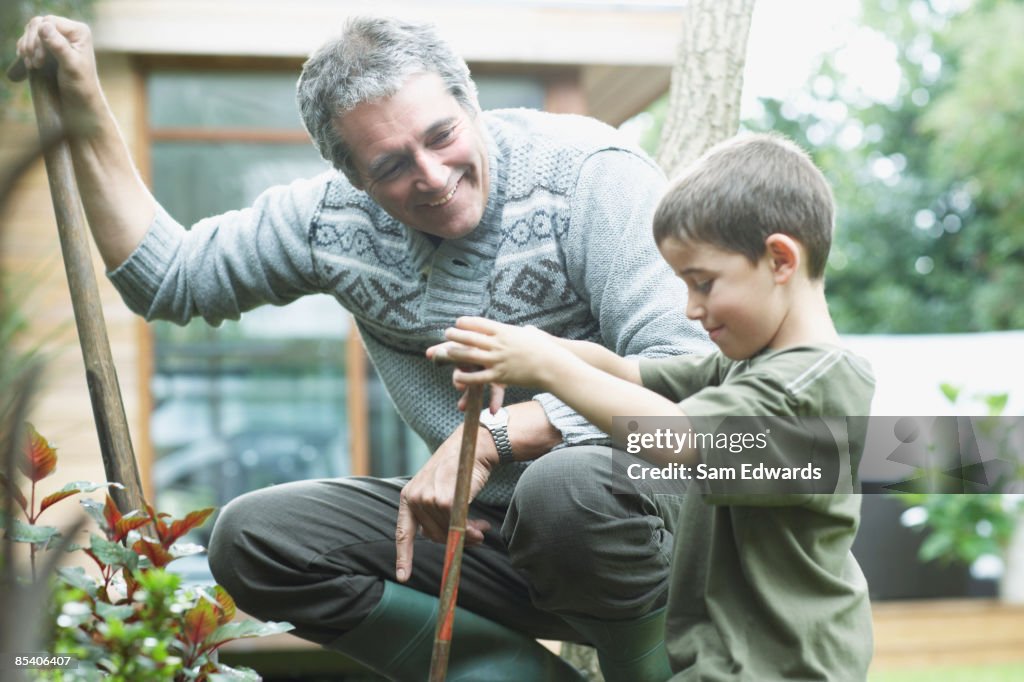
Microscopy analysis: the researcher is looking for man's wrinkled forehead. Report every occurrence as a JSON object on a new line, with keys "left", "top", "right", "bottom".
{"left": 334, "top": 72, "right": 476, "bottom": 182}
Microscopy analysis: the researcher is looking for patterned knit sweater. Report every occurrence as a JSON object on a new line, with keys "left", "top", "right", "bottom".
{"left": 109, "top": 108, "right": 711, "bottom": 504}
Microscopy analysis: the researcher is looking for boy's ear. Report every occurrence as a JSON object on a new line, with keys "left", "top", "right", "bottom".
{"left": 764, "top": 234, "right": 801, "bottom": 284}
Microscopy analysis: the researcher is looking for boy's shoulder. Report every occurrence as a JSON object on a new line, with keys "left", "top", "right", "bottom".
{"left": 640, "top": 344, "right": 875, "bottom": 416}
{"left": 736, "top": 344, "right": 875, "bottom": 416}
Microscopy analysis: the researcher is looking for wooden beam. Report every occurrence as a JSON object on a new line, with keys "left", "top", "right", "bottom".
{"left": 346, "top": 321, "right": 370, "bottom": 477}
{"left": 92, "top": 0, "right": 686, "bottom": 66}
{"left": 544, "top": 73, "right": 587, "bottom": 116}
{"left": 151, "top": 128, "right": 311, "bottom": 144}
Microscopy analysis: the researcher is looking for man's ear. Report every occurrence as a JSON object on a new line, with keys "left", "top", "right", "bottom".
{"left": 764, "top": 234, "right": 801, "bottom": 284}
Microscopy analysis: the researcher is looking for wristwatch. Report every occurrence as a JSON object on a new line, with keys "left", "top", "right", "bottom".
{"left": 479, "top": 407, "right": 515, "bottom": 466}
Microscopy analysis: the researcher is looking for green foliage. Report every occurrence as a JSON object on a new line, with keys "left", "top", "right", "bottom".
{"left": 919, "top": 1, "right": 1024, "bottom": 329}
{"left": 736, "top": 0, "right": 1024, "bottom": 333}
{"left": 896, "top": 386, "right": 1023, "bottom": 569}
{"left": 636, "top": 93, "right": 669, "bottom": 158}
{"left": 1, "top": 427, "right": 293, "bottom": 680}
{"left": 898, "top": 493, "right": 1017, "bottom": 565}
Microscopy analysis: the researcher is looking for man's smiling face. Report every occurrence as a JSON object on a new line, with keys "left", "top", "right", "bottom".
{"left": 338, "top": 72, "right": 490, "bottom": 240}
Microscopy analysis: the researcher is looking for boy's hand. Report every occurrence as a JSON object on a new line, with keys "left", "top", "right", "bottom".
{"left": 426, "top": 340, "right": 506, "bottom": 413}
{"left": 440, "top": 317, "right": 570, "bottom": 391}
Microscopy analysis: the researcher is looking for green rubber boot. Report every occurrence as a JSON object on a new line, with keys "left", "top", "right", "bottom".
{"left": 562, "top": 607, "right": 672, "bottom": 682}
{"left": 328, "top": 581, "right": 585, "bottom": 681}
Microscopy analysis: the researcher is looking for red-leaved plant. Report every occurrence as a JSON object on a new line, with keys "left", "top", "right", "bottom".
{"left": 0, "top": 423, "right": 293, "bottom": 681}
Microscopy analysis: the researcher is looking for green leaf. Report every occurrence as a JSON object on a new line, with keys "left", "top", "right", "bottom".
{"left": 134, "top": 566, "right": 182, "bottom": 596}
{"left": 208, "top": 664, "right": 263, "bottom": 681}
{"left": 955, "top": 534, "right": 995, "bottom": 564}
{"left": 919, "top": 530, "right": 955, "bottom": 563}
{"left": 982, "top": 392, "right": 1009, "bottom": 416}
{"left": 80, "top": 498, "right": 110, "bottom": 531}
{"left": 95, "top": 600, "right": 136, "bottom": 622}
{"left": 57, "top": 566, "right": 99, "bottom": 597}
{"left": 40, "top": 481, "right": 115, "bottom": 515}
{"left": 205, "top": 620, "right": 294, "bottom": 648}
{"left": 9, "top": 518, "right": 59, "bottom": 545}
{"left": 939, "top": 383, "right": 961, "bottom": 404}
{"left": 89, "top": 534, "right": 139, "bottom": 571}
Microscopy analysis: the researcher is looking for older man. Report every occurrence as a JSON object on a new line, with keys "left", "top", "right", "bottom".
{"left": 18, "top": 14, "right": 709, "bottom": 681}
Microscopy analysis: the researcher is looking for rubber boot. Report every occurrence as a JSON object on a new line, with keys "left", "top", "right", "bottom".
{"left": 328, "top": 581, "right": 585, "bottom": 682}
{"left": 561, "top": 607, "right": 672, "bottom": 682}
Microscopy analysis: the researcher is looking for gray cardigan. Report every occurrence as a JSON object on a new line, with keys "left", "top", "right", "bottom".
{"left": 110, "top": 108, "right": 710, "bottom": 504}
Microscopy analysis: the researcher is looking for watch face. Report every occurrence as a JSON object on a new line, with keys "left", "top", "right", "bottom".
{"left": 481, "top": 407, "right": 509, "bottom": 427}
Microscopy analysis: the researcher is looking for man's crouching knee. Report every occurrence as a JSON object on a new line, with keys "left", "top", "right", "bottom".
{"left": 501, "top": 446, "right": 672, "bottom": 619}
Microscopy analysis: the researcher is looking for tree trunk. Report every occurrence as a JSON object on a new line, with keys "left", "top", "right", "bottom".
{"left": 561, "top": 1, "right": 755, "bottom": 678}
{"left": 656, "top": 0, "right": 757, "bottom": 179}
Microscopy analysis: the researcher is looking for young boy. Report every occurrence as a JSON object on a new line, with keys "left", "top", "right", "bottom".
{"left": 432, "top": 133, "right": 875, "bottom": 680}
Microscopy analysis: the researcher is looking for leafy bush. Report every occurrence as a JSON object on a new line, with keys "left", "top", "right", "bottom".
{"left": 1, "top": 424, "right": 293, "bottom": 681}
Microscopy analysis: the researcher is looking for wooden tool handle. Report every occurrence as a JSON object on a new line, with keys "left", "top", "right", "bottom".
{"left": 429, "top": 385, "right": 485, "bottom": 681}
{"left": 7, "top": 57, "right": 29, "bottom": 83}
{"left": 16, "top": 60, "right": 148, "bottom": 517}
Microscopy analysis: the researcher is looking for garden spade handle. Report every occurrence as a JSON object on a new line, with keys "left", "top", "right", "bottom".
{"left": 429, "top": 383, "right": 484, "bottom": 681}
{"left": 8, "top": 57, "right": 148, "bottom": 517}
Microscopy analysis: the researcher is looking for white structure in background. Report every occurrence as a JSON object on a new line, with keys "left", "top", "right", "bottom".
{"left": 847, "top": 332, "right": 1023, "bottom": 502}
{"left": 844, "top": 332, "right": 1024, "bottom": 416}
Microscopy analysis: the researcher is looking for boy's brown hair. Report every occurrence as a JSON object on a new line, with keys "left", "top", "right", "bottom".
{"left": 652, "top": 132, "right": 834, "bottom": 279}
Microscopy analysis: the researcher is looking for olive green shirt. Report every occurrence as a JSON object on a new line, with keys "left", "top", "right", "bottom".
{"left": 640, "top": 345, "right": 875, "bottom": 681}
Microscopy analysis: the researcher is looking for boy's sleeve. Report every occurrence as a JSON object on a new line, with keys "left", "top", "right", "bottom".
{"left": 676, "top": 372, "right": 843, "bottom": 507}
{"left": 639, "top": 353, "right": 724, "bottom": 402}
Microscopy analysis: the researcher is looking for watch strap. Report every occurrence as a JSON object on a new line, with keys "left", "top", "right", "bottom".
{"left": 480, "top": 409, "right": 515, "bottom": 465}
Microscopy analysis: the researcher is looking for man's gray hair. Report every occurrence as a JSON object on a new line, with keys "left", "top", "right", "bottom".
{"left": 297, "top": 16, "right": 479, "bottom": 183}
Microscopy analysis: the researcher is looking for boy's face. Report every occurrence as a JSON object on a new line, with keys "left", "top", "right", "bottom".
{"left": 659, "top": 237, "right": 786, "bottom": 360}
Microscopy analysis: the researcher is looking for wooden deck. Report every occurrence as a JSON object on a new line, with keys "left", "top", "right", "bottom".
{"left": 222, "top": 598, "right": 1024, "bottom": 676}
{"left": 871, "top": 599, "right": 1024, "bottom": 670}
